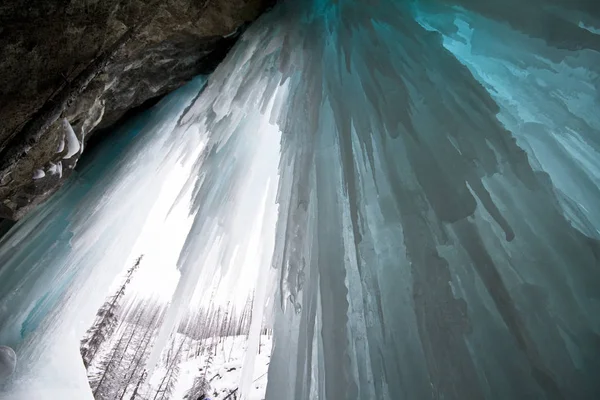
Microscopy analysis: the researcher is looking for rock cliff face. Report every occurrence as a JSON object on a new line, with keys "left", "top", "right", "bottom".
{"left": 0, "top": 0, "right": 275, "bottom": 219}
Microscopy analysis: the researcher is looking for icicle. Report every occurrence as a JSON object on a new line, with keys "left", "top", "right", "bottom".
{"left": 62, "top": 118, "right": 80, "bottom": 159}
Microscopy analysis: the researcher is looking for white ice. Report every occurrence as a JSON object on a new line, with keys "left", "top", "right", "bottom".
{"left": 62, "top": 118, "right": 80, "bottom": 159}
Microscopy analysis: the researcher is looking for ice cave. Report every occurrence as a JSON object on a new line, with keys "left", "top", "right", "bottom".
{"left": 0, "top": 0, "right": 599, "bottom": 399}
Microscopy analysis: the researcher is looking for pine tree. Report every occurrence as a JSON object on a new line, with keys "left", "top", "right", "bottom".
{"left": 81, "top": 255, "right": 143, "bottom": 368}
{"left": 91, "top": 303, "right": 146, "bottom": 399}
{"left": 90, "top": 323, "right": 132, "bottom": 399}
{"left": 237, "top": 295, "right": 253, "bottom": 336}
{"left": 153, "top": 336, "right": 188, "bottom": 400}
{"left": 129, "top": 370, "right": 148, "bottom": 400}
{"left": 117, "top": 301, "right": 164, "bottom": 400}
{"left": 184, "top": 376, "right": 210, "bottom": 400}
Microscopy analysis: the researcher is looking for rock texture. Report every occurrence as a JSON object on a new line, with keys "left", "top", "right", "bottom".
{"left": 0, "top": 0, "right": 275, "bottom": 219}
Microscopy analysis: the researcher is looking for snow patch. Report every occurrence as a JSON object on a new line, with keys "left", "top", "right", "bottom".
{"left": 46, "top": 161, "right": 63, "bottom": 178}
{"left": 146, "top": 334, "right": 272, "bottom": 400}
{"left": 32, "top": 169, "right": 45, "bottom": 180}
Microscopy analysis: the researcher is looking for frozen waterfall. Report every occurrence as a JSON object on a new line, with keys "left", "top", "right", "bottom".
{"left": 1, "top": 0, "right": 600, "bottom": 399}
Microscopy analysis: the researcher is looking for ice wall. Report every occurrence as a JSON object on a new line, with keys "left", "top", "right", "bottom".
{"left": 0, "top": 77, "right": 207, "bottom": 398}
{"left": 0, "top": 0, "right": 599, "bottom": 399}
{"left": 161, "top": 0, "right": 600, "bottom": 396}
{"left": 229, "top": 1, "right": 597, "bottom": 399}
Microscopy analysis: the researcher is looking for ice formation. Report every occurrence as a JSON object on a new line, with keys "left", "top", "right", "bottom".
{"left": 0, "top": 77, "right": 208, "bottom": 399}
{"left": 62, "top": 118, "right": 81, "bottom": 159}
{"left": 1, "top": 0, "right": 600, "bottom": 399}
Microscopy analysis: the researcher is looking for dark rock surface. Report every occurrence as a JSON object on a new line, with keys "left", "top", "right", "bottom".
{"left": 0, "top": 0, "right": 275, "bottom": 220}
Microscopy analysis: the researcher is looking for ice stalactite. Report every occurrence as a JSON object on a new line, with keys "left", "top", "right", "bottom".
{"left": 144, "top": 89, "right": 282, "bottom": 377}
{"left": 1, "top": 0, "right": 600, "bottom": 399}
{"left": 186, "top": 1, "right": 597, "bottom": 399}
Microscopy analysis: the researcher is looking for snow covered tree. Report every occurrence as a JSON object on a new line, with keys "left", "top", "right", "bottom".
{"left": 116, "top": 301, "right": 164, "bottom": 400}
{"left": 237, "top": 294, "right": 254, "bottom": 336}
{"left": 129, "top": 370, "right": 148, "bottom": 400}
{"left": 184, "top": 376, "right": 210, "bottom": 400}
{"left": 153, "top": 336, "right": 187, "bottom": 400}
{"left": 81, "top": 255, "right": 143, "bottom": 368}
{"left": 91, "top": 302, "right": 146, "bottom": 399}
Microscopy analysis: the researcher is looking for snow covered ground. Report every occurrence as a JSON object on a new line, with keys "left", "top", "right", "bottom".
{"left": 86, "top": 328, "right": 273, "bottom": 400}
{"left": 147, "top": 334, "right": 272, "bottom": 400}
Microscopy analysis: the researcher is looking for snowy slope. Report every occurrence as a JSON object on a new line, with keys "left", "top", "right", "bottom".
{"left": 147, "top": 335, "right": 272, "bottom": 400}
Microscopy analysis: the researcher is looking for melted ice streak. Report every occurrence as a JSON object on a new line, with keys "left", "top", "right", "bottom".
{"left": 1, "top": 0, "right": 600, "bottom": 399}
